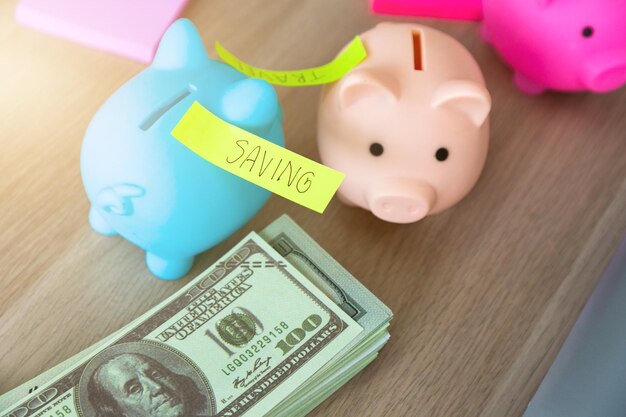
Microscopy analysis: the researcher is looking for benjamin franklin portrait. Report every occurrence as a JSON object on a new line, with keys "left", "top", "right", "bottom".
{"left": 77, "top": 342, "right": 215, "bottom": 417}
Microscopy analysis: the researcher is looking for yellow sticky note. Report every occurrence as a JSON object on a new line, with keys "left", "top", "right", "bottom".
{"left": 171, "top": 102, "right": 345, "bottom": 213}
{"left": 215, "top": 37, "right": 367, "bottom": 86}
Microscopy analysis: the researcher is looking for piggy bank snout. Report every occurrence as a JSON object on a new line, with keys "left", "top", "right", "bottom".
{"left": 366, "top": 179, "right": 436, "bottom": 224}
{"left": 582, "top": 51, "right": 626, "bottom": 93}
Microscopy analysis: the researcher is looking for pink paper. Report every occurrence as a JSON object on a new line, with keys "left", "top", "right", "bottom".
{"left": 370, "top": 0, "right": 483, "bottom": 21}
{"left": 16, "top": 0, "right": 189, "bottom": 62}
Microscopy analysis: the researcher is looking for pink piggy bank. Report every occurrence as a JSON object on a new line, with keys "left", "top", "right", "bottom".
{"left": 318, "top": 23, "right": 490, "bottom": 224}
{"left": 482, "top": 0, "right": 626, "bottom": 94}
{"left": 371, "top": 0, "right": 626, "bottom": 94}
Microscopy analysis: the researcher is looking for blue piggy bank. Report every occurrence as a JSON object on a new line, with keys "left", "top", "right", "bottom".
{"left": 81, "top": 19, "right": 284, "bottom": 280}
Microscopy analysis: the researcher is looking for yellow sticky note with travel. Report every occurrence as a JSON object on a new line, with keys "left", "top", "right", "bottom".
{"left": 171, "top": 102, "right": 345, "bottom": 213}
{"left": 215, "top": 37, "right": 367, "bottom": 86}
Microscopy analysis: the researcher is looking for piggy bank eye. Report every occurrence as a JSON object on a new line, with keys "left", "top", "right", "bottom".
{"left": 582, "top": 26, "right": 594, "bottom": 38}
{"left": 435, "top": 148, "right": 449, "bottom": 161}
{"left": 370, "top": 143, "right": 384, "bottom": 156}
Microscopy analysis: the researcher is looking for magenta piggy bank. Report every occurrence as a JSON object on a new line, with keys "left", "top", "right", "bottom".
{"left": 371, "top": 0, "right": 626, "bottom": 94}
{"left": 482, "top": 0, "right": 626, "bottom": 94}
{"left": 318, "top": 23, "right": 490, "bottom": 224}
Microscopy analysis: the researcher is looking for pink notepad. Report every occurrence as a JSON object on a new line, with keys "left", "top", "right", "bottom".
{"left": 16, "top": 0, "right": 189, "bottom": 62}
{"left": 370, "top": 0, "right": 483, "bottom": 20}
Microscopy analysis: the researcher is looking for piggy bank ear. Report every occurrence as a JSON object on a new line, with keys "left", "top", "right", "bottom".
{"left": 152, "top": 19, "right": 210, "bottom": 69}
{"left": 338, "top": 69, "right": 399, "bottom": 109}
{"left": 431, "top": 80, "right": 491, "bottom": 127}
{"left": 218, "top": 78, "right": 279, "bottom": 131}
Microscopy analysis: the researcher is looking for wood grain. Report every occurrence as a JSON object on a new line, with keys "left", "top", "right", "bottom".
{"left": 0, "top": 1, "right": 624, "bottom": 416}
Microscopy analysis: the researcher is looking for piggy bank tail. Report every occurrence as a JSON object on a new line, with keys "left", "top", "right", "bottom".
{"left": 371, "top": 0, "right": 483, "bottom": 21}
{"left": 95, "top": 184, "right": 145, "bottom": 216}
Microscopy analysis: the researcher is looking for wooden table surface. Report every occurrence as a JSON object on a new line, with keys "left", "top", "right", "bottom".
{"left": 1, "top": 1, "right": 625, "bottom": 416}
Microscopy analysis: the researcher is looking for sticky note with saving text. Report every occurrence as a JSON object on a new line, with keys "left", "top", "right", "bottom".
{"left": 171, "top": 101, "right": 345, "bottom": 213}
{"left": 215, "top": 37, "right": 367, "bottom": 86}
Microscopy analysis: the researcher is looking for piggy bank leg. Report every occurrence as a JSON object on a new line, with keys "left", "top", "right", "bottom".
{"left": 146, "top": 252, "right": 194, "bottom": 280}
{"left": 89, "top": 206, "right": 117, "bottom": 236}
{"left": 514, "top": 72, "right": 546, "bottom": 95}
{"left": 479, "top": 24, "right": 492, "bottom": 44}
{"left": 336, "top": 192, "right": 357, "bottom": 207}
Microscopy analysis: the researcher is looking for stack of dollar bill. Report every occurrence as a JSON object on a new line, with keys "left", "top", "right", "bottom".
{"left": 0, "top": 215, "right": 392, "bottom": 417}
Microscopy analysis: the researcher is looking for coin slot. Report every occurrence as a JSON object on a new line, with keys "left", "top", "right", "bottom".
{"left": 412, "top": 30, "right": 424, "bottom": 71}
{"left": 139, "top": 86, "right": 194, "bottom": 131}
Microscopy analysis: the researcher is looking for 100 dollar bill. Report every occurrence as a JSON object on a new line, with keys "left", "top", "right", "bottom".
{"left": 2, "top": 233, "right": 361, "bottom": 417}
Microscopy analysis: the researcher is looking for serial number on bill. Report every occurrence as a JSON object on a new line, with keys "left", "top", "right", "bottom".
{"left": 217, "top": 321, "right": 289, "bottom": 375}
